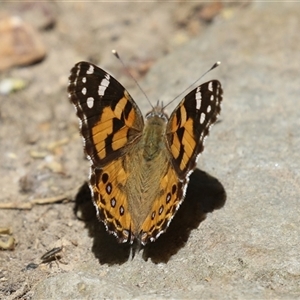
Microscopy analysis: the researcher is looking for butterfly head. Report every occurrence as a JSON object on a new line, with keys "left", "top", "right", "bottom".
{"left": 145, "top": 101, "right": 168, "bottom": 122}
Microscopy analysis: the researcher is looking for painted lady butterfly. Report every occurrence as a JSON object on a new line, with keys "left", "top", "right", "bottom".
{"left": 68, "top": 61, "right": 222, "bottom": 245}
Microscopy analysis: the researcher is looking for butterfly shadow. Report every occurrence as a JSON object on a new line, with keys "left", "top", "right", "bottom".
{"left": 74, "top": 168, "right": 226, "bottom": 265}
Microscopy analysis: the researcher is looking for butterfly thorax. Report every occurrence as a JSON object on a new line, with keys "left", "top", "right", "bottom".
{"left": 142, "top": 110, "right": 168, "bottom": 161}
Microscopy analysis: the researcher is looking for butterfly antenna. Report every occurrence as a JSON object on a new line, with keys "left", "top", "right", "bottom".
{"left": 112, "top": 50, "right": 154, "bottom": 109}
{"left": 163, "top": 61, "right": 221, "bottom": 110}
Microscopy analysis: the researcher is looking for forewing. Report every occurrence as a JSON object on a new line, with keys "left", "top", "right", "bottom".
{"left": 68, "top": 61, "right": 144, "bottom": 167}
{"left": 166, "top": 80, "right": 223, "bottom": 179}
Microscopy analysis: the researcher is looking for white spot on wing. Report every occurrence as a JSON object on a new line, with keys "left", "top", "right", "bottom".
{"left": 76, "top": 67, "right": 80, "bottom": 77}
{"left": 98, "top": 74, "right": 110, "bottom": 96}
{"left": 82, "top": 87, "right": 87, "bottom": 95}
{"left": 200, "top": 131, "right": 204, "bottom": 141}
{"left": 86, "top": 65, "right": 94, "bottom": 75}
{"left": 208, "top": 81, "right": 213, "bottom": 91}
{"left": 82, "top": 77, "right": 86, "bottom": 83}
{"left": 210, "top": 95, "right": 214, "bottom": 101}
{"left": 207, "top": 105, "right": 211, "bottom": 113}
{"left": 195, "top": 86, "right": 202, "bottom": 110}
{"left": 200, "top": 112, "right": 206, "bottom": 124}
{"left": 87, "top": 97, "right": 94, "bottom": 108}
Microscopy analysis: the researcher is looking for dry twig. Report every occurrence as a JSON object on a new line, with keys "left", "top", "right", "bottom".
{"left": 0, "top": 186, "right": 80, "bottom": 210}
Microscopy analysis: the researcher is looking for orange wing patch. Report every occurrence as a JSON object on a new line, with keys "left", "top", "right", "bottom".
{"left": 140, "top": 165, "right": 184, "bottom": 244}
{"left": 166, "top": 103, "right": 199, "bottom": 177}
{"left": 91, "top": 94, "right": 134, "bottom": 160}
{"left": 90, "top": 158, "right": 134, "bottom": 243}
{"left": 179, "top": 118, "right": 196, "bottom": 171}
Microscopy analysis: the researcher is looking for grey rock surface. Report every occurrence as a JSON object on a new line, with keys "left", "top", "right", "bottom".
{"left": 32, "top": 3, "right": 300, "bottom": 299}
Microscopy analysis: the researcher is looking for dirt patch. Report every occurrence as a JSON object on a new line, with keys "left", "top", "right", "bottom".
{"left": 0, "top": 2, "right": 237, "bottom": 298}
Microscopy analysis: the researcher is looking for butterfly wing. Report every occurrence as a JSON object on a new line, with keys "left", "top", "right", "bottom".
{"left": 140, "top": 164, "right": 186, "bottom": 245}
{"left": 140, "top": 80, "right": 223, "bottom": 245}
{"left": 68, "top": 62, "right": 144, "bottom": 167}
{"left": 68, "top": 62, "right": 144, "bottom": 243}
{"left": 166, "top": 80, "right": 223, "bottom": 179}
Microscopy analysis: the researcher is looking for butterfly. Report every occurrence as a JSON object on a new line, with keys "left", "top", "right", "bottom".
{"left": 68, "top": 61, "right": 223, "bottom": 245}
